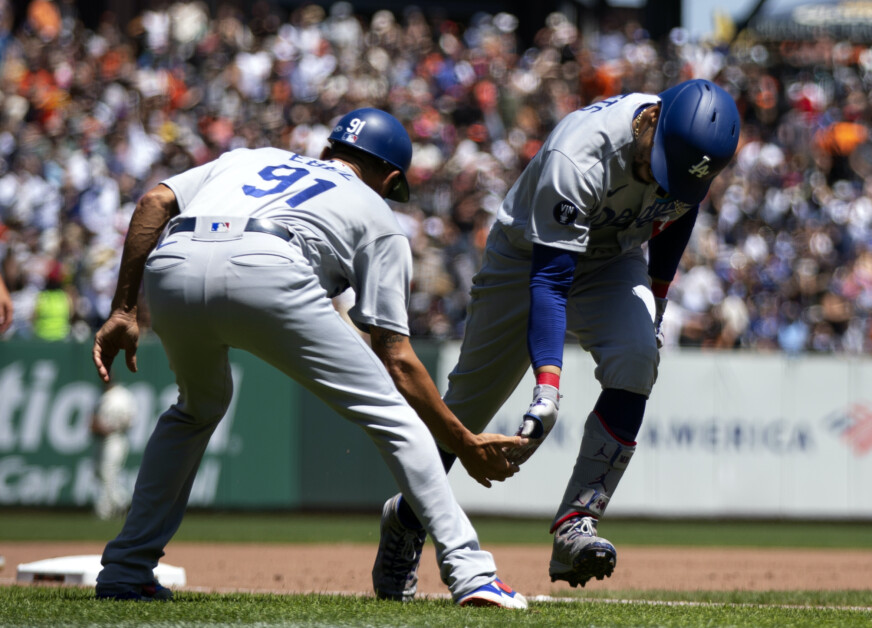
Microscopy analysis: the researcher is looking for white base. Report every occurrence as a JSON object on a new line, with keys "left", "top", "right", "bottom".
{"left": 16, "top": 555, "right": 186, "bottom": 587}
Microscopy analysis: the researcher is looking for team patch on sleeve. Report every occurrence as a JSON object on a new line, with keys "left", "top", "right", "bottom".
{"left": 553, "top": 200, "right": 579, "bottom": 225}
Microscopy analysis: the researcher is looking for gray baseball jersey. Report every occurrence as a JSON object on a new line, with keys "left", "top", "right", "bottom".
{"left": 497, "top": 93, "right": 694, "bottom": 264}
{"left": 98, "top": 147, "right": 500, "bottom": 599}
{"left": 162, "top": 147, "right": 412, "bottom": 335}
{"left": 446, "top": 93, "right": 680, "bottom": 430}
{"left": 444, "top": 93, "right": 687, "bottom": 536}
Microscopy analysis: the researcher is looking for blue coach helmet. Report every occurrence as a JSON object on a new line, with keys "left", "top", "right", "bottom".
{"left": 328, "top": 107, "right": 413, "bottom": 202}
{"left": 650, "top": 79, "right": 740, "bottom": 205}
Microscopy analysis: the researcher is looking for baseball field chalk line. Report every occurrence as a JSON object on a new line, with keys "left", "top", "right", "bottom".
{"left": 180, "top": 587, "right": 872, "bottom": 612}
{"left": 528, "top": 595, "right": 872, "bottom": 613}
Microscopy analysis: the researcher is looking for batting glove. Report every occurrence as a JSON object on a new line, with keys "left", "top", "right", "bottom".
{"left": 505, "top": 384, "right": 560, "bottom": 465}
{"left": 654, "top": 297, "right": 668, "bottom": 349}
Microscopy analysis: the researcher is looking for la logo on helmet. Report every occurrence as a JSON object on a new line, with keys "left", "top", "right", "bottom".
{"left": 688, "top": 156, "right": 711, "bottom": 178}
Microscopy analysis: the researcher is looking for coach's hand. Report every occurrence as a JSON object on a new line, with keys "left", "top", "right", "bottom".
{"left": 93, "top": 308, "right": 140, "bottom": 383}
{"left": 455, "top": 433, "right": 526, "bottom": 488}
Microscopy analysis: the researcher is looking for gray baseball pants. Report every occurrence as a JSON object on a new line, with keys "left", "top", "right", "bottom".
{"left": 444, "top": 223, "right": 659, "bottom": 433}
{"left": 97, "top": 220, "right": 496, "bottom": 598}
{"left": 442, "top": 224, "right": 658, "bottom": 525}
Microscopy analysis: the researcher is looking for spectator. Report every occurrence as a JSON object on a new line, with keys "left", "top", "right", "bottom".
{"left": 0, "top": 2, "right": 870, "bottom": 354}
{"left": 31, "top": 258, "right": 72, "bottom": 340}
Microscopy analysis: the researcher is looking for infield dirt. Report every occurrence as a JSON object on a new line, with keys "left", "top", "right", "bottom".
{"left": 2, "top": 542, "right": 872, "bottom": 596}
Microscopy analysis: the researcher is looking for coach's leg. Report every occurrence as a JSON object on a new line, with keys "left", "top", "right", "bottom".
{"left": 389, "top": 225, "right": 535, "bottom": 557}
{"left": 98, "top": 241, "right": 234, "bottom": 593}
{"left": 374, "top": 225, "right": 538, "bottom": 598}
{"left": 219, "top": 240, "right": 502, "bottom": 600}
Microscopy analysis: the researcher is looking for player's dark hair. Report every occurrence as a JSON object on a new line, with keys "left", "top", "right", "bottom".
{"left": 325, "top": 142, "right": 397, "bottom": 180}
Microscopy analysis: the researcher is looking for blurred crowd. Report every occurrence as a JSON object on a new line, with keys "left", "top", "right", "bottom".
{"left": 2, "top": 0, "right": 872, "bottom": 353}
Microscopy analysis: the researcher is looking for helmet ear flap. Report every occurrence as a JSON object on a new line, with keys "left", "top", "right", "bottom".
{"left": 386, "top": 170, "right": 410, "bottom": 203}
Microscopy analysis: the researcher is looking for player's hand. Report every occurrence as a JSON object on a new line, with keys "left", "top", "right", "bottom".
{"left": 93, "top": 309, "right": 140, "bottom": 383}
{"left": 504, "top": 384, "right": 560, "bottom": 465}
{"left": 654, "top": 297, "right": 668, "bottom": 349}
{"left": 456, "top": 432, "right": 527, "bottom": 488}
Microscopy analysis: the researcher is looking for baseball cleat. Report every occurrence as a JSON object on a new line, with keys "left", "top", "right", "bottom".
{"left": 456, "top": 577, "right": 528, "bottom": 609}
{"left": 95, "top": 581, "right": 173, "bottom": 601}
{"left": 372, "top": 494, "right": 426, "bottom": 602}
{"left": 549, "top": 516, "right": 616, "bottom": 587}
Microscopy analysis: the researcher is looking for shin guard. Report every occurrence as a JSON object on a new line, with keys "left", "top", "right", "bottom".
{"left": 551, "top": 411, "right": 636, "bottom": 531}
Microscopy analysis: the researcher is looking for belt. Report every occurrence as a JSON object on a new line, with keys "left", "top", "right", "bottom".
{"left": 167, "top": 217, "right": 293, "bottom": 242}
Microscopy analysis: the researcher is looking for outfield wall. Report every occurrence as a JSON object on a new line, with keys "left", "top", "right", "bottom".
{"left": 444, "top": 343, "right": 872, "bottom": 519}
{"left": 1, "top": 339, "right": 871, "bottom": 518}
{"left": 0, "top": 338, "right": 397, "bottom": 510}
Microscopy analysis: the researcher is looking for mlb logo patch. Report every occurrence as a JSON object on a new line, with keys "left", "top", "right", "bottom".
{"left": 340, "top": 132, "right": 359, "bottom": 144}
{"left": 210, "top": 221, "right": 231, "bottom": 233}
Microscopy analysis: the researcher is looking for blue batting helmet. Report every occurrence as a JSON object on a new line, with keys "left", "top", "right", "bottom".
{"left": 328, "top": 108, "right": 412, "bottom": 202}
{"left": 650, "top": 79, "right": 740, "bottom": 205}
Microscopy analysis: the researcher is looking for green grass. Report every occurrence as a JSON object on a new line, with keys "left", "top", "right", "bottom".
{"left": 0, "top": 586, "right": 870, "bottom": 627}
{"left": 4, "top": 509, "right": 872, "bottom": 549}
{"left": 3, "top": 510, "right": 872, "bottom": 626}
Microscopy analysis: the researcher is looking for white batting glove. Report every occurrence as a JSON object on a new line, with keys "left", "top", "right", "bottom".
{"left": 654, "top": 297, "right": 668, "bottom": 349}
{"left": 505, "top": 384, "right": 560, "bottom": 465}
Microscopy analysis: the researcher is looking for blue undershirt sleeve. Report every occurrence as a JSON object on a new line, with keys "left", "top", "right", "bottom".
{"left": 647, "top": 206, "right": 698, "bottom": 283}
{"left": 528, "top": 243, "right": 578, "bottom": 370}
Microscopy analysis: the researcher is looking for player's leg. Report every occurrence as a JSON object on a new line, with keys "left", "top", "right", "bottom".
{"left": 395, "top": 226, "right": 533, "bottom": 511}
{"left": 98, "top": 432, "right": 130, "bottom": 519}
{"left": 548, "top": 250, "right": 658, "bottom": 586}
{"left": 375, "top": 225, "right": 534, "bottom": 599}
{"left": 443, "top": 225, "right": 535, "bottom": 434}
{"left": 93, "top": 438, "right": 112, "bottom": 520}
{"left": 217, "top": 235, "right": 522, "bottom": 607}
{"left": 97, "top": 237, "right": 234, "bottom": 598}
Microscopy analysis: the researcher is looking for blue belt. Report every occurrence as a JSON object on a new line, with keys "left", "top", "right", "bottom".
{"left": 167, "top": 217, "right": 293, "bottom": 242}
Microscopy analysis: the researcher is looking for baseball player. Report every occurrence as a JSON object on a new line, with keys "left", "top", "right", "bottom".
{"left": 91, "top": 108, "right": 528, "bottom": 608}
{"left": 372, "top": 79, "right": 740, "bottom": 598}
{"left": 90, "top": 381, "right": 137, "bottom": 520}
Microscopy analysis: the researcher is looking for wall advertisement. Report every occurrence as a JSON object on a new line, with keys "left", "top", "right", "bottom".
{"left": 0, "top": 339, "right": 397, "bottom": 510}
{"left": 443, "top": 344, "right": 872, "bottom": 519}
{"left": 5, "top": 338, "right": 871, "bottom": 518}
